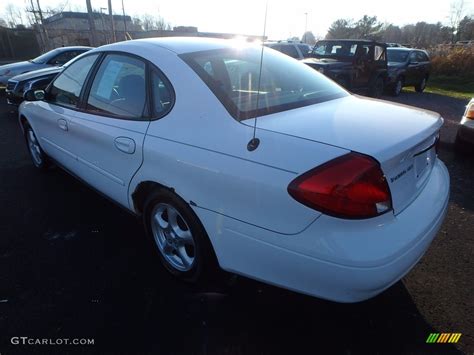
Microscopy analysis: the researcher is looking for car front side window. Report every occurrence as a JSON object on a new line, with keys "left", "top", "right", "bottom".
{"left": 48, "top": 54, "right": 99, "bottom": 108}
{"left": 86, "top": 54, "right": 147, "bottom": 119}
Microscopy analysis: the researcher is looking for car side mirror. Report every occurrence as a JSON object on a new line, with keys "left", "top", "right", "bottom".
{"left": 24, "top": 89, "right": 45, "bottom": 101}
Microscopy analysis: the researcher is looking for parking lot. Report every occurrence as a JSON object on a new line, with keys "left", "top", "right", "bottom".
{"left": 0, "top": 90, "right": 472, "bottom": 354}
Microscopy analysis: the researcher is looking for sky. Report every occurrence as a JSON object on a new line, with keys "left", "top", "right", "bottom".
{"left": 2, "top": 0, "right": 473, "bottom": 39}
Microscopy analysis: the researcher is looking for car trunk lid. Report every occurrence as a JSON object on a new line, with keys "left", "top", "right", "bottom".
{"left": 249, "top": 95, "right": 443, "bottom": 214}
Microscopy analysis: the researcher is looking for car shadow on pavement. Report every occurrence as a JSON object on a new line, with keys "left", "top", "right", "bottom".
{"left": 91, "top": 274, "right": 464, "bottom": 355}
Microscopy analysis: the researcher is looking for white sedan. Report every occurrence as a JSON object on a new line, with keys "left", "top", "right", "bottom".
{"left": 18, "top": 38, "right": 449, "bottom": 302}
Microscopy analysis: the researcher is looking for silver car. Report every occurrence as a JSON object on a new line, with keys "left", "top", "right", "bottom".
{"left": 0, "top": 46, "right": 91, "bottom": 86}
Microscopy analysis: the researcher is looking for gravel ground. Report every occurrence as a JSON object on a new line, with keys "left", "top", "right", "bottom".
{"left": 0, "top": 91, "right": 472, "bottom": 355}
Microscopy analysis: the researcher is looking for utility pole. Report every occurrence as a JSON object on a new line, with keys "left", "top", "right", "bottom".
{"left": 121, "top": 0, "right": 128, "bottom": 40}
{"left": 100, "top": 7, "right": 108, "bottom": 43}
{"left": 31, "top": 0, "right": 49, "bottom": 50}
{"left": 108, "top": 0, "right": 116, "bottom": 43}
{"left": 86, "top": 0, "right": 98, "bottom": 47}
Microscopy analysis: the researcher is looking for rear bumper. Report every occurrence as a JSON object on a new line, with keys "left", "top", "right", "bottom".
{"left": 196, "top": 159, "right": 450, "bottom": 302}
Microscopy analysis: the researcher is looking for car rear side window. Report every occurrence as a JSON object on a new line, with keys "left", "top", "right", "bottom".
{"left": 151, "top": 69, "right": 174, "bottom": 118}
{"left": 86, "top": 54, "right": 146, "bottom": 119}
{"left": 181, "top": 46, "right": 347, "bottom": 121}
{"left": 374, "top": 46, "right": 386, "bottom": 61}
{"left": 48, "top": 54, "right": 99, "bottom": 108}
{"left": 417, "top": 51, "right": 429, "bottom": 62}
{"left": 49, "top": 51, "right": 82, "bottom": 65}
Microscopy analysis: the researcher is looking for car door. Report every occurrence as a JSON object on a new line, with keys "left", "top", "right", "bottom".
{"left": 353, "top": 44, "right": 372, "bottom": 88}
{"left": 406, "top": 51, "right": 422, "bottom": 85}
{"left": 66, "top": 53, "right": 153, "bottom": 208}
{"left": 29, "top": 53, "right": 100, "bottom": 171}
{"left": 417, "top": 51, "right": 430, "bottom": 79}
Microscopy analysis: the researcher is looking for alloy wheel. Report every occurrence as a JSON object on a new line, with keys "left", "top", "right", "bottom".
{"left": 27, "top": 129, "right": 43, "bottom": 166}
{"left": 150, "top": 203, "right": 196, "bottom": 272}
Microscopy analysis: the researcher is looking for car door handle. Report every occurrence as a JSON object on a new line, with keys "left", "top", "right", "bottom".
{"left": 57, "top": 119, "right": 68, "bottom": 131}
{"left": 114, "top": 137, "right": 136, "bottom": 154}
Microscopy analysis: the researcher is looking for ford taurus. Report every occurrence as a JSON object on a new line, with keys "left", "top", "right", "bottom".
{"left": 18, "top": 38, "right": 450, "bottom": 302}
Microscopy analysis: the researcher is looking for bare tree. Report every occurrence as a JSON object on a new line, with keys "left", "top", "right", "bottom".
{"left": 301, "top": 31, "right": 316, "bottom": 45}
{"left": 449, "top": 0, "right": 466, "bottom": 41}
{"left": 86, "top": 0, "right": 98, "bottom": 46}
{"left": 0, "top": 17, "right": 7, "bottom": 27}
{"left": 135, "top": 14, "right": 171, "bottom": 31}
{"left": 5, "top": 4, "right": 25, "bottom": 28}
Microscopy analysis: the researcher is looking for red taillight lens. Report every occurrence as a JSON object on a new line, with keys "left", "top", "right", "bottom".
{"left": 288, "top": 153, "right": 392, "bottom": 219}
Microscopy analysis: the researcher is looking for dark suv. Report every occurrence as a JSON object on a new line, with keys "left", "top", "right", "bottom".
{"left": 302, "top": 39, "right": 388, "bottom": 97}
{"left": 386, "top": 47, "right": 431, "bottom": 96}
{"left": 265, "top": 41, "right": 312, "bottom": 60}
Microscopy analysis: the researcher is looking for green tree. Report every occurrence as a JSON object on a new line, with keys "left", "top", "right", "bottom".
{"left": 355, "top": 15, "right": 383, "bottom": 39}
{"left": 326, "top": 19, "right": 354, "bottom": 39}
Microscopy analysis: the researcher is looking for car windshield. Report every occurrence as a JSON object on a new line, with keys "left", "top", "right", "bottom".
{"left": 30, "top": 49, "right": 60, "bottom": 64}
{"left": 387, "top": 49, "right": 409, "bottom": 63}
{"left": 312, "top": 41, "right": 360, "bottom": 57}
{"left": 181, "top": 46, "right": 347, "bottom": 121}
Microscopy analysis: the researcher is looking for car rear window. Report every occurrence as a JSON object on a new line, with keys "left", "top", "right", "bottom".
{"left": 180, "top": 46, "right": 347, "bottom": 121}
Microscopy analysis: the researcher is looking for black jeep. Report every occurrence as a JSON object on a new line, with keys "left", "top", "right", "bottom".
{"left": 302, "top": 39, "right": 388, "bottom": 97}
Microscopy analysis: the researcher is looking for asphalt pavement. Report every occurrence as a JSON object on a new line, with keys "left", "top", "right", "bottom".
{"left": 0, "top": 91, "right": 472, "bottom": 355}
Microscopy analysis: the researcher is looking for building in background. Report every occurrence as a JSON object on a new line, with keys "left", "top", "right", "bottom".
{"left": 0, "top": 12, "right": 265, "bottom": 62}
{"left": 43, "top": 11, "right": 141, "bottom": 47}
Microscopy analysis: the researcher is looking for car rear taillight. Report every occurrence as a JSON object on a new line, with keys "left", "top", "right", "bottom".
{"left": 288, "top": 153, "right": 392, "bottom": 219}
{"left": 465, "top": 102, "right": 474, "bottom": 120}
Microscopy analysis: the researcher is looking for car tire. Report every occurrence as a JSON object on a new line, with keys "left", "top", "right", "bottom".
{"left": 369, "top": 77, "right": 384, "bottom": 98}
{"left": 390, "top": 77, "right": 404, "bottom": 96}
{"left": 415, "top": 76, "right": 427, "bottom": 93}
{"left": 25, "top": 125, "right": 49, "bottom": 170}
{"left": 143, "top": 188, "right": 218, "bottom": 284}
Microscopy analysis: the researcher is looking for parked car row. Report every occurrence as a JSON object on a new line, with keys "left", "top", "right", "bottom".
{"left": 15, "top": 37, "right": 449, "bottom": 302}
{"left": 1, "top": 46, "right": 92, "bottom": 106}
{"left": 266, "top": 39, "right": 431, "bottom": 98}
{"left": 1, "top": 40, "right": 430, "bottom": 108}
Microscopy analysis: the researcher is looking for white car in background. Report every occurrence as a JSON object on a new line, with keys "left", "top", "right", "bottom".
{"left": 18, "top": 38, "right": 449, "bottom": 302}
{"left": 455, "top": 98, "right": 474, "bottom": 151}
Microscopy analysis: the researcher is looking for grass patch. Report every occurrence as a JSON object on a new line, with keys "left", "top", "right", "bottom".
{"left": 409, "top": 75, "right": 474, "bottom": 100}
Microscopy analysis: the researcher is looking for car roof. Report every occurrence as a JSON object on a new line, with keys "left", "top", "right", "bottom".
{"left": 387, "top": 47, "right": 426, "bottom": 53}
{"left": 56, "top": 46, "right": 93, "bottom": 51}
{"left": 316, "top": 39, "right": 387, "bottom": 47}
{"left": 96, "top": 37, "right": 241, "bottom": 55}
